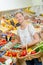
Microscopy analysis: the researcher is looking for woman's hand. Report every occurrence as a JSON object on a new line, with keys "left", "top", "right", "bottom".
{"left": 20, "top": 45, "right": 26, "bottom": 49}
{"left": 27, "top": 33, "right": 40, "bottom": 47}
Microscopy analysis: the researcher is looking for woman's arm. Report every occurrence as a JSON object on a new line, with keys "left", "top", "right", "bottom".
{"left": 22, "top": 33, "right": 40, "bottom": 49}
{"left": 28, "top": 33, "right": 40, "bottom": 47}
{"left": 16, "top": 35, "right": 21, "bottom": 43}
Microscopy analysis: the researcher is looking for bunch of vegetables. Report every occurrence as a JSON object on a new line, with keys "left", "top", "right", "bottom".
{"left": 0, "top": 39, "right": 7, "bottom": 46}
{"left": 34, "top": 41, "right": 43, "bottom": 53}
{"left": 5, "top": 51, "right": 17, "bottom": 57}
{"left": 28, "top": 41, "right": 43, "bottom": 55}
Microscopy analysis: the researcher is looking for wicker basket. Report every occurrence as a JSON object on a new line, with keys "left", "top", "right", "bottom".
{"left": 17, "top": 51, "right": 28, "bottom": 60}
{"left": 17, "top": 45, "right": 42, "bottom": 60}
{"left": 29, "top": 51, "right": 42, "bottom": 59}
{"left": 17, "top": 50, "right": 32, "bottom": 60}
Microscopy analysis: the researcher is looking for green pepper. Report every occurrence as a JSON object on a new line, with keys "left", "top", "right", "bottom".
{"left": 35, "top": 48, "right": 40, "bottom": 52}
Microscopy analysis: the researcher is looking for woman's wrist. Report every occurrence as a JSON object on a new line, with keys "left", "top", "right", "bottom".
{"left": 21, "top": 45, "right": 26, "bottom": 49}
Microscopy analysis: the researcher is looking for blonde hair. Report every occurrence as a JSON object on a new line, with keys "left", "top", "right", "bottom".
{"left": 14, "top": 12, "right": 24, "bottom": 16}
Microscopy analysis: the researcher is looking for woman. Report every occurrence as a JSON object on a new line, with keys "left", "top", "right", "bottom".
{"left": 15, "top": 12, "right": 42, "bottom": 65}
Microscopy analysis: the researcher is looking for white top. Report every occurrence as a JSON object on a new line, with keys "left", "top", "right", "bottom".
{"left": 17, "top": 23, "right": 36, "bottom": 46}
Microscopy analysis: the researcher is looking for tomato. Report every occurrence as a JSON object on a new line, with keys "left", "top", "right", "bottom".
{"left": 2, "top": 40, "right": 6, "bottom": 43}
{"left": 5, "top": 51, "right": 17, "bottom": 57}
{"left": 6, "top": 51, "right": 12, "bottom": 56}
{"left": 0, "top": 39, "right": 7, "bottom": 46}
{"left": 12, "top": 52, "right": 17, "bottom": 57}
{"left": 0, "top": 58, "right": 6, "bottom": 63}
{"left": 8, "top": 53, "right": 12, "bottom": 57}
{"left": 31, "top": 51, "right": 36, "bottom": 54}
{"left": 6, "top": 51, "right": 17, "bottom": 57}
{"left": 20, "top": 50, "right": 27, "bottom": 56}
{"left": 0, "top": 42, "right": 5, "bottom": 46}
{"left": 2, "top": 39, "right": 6, "bottom": 42}
{"left": 0, "top": 42, "right": 3, "bottom": 46}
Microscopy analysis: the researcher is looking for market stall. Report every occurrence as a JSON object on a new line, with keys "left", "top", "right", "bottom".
{"left": 0, "top": 10, "right": 43, "bottom": 65}
{"left": 0, "top": 0, "right": 43, "bottom": 65}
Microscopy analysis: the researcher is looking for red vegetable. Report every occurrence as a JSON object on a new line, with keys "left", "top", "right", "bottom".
{"left": 31, "top": 51, "right": 36, "bottom": 54}
{"left": 7, "top": 51, "right": 12, "bottom": 56}
{"left": 0, "top": 39, "right": 7, "bottom": 46}
{"left": 1, "top": 39, "right": 7, "bottom": 44}
{"left": 5, "top": 51, "right": 17, "bottom": 57}
{"left": 8, "top": 51, "right": 12, "bottom": 54}
{"left": 8, "top": 53, "right": 12, "bottom": 57}
{"left": 12, "top": 52, "right": 17, "bottom": 57}
{"left": 20, "top": 50, "right": 27, "bottom": 56}
{"left": 0, "top": 58, "right": 6, "bottom": 63}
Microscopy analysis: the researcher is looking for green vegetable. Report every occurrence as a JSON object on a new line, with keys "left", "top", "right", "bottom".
{"left": 39, "top": 46, "right": 43, "bottom": 52}
{"left": 34, "top": 41, "right": 43, "bottom": 52}
{"left": 14, "top": 44, "right": 21, "bottom": 48}
{"left": 35, "top": 48, "right": 40, "bottom": 52}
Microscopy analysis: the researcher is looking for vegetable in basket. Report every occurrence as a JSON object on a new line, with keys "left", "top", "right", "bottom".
{"left": 20, "top": 50, "right": 27, "bottom": 57}
{"left": 34, "top": 41, "right": 43, "bottom": 52}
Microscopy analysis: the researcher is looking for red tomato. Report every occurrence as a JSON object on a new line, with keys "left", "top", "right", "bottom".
{"left": 7, "top": 51, "right": 12, "bottom": 57}
{"left": 20, "top": 50, "right": 27, "bottom": 56}
{"left": 31, "top": 51, "right": 36, "bottom": 54}
{"left": 8, "top": 53, "right": 12, "bottom": 57}
{"left": 0, "top": 42, "right": 3, "bottom": 46}
{"left": 0, "top": 42, "right": 6, "bottom": 46}
{"left": 8, "top": 51, "right": 12, "bottom": 54}
{"left": 0, "top": 58, "right": 6, "bottom": 63}
{"left": 0, "top": 39, "right": 6, "bottom": 46}
{"left": 1, "top": 39, "right": 7, "bottom": 44}
{"left": 12, "top": 52, "right": 17, "bottom": 57}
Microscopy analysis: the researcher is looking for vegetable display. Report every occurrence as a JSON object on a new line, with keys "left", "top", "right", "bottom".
{"left": 5, "top": 51, "right": 17, "bottom": 57}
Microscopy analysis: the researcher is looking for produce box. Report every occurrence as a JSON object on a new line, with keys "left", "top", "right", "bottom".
{"left": 4, "top": 49, "right": 19, "bottom": 58}
{"left": 0, "top": 57, "right": 6, "bottom": 63}
{"left": 3, "top": 50, "right": 18, "bottom": 63}
{"left": 0, "top": 57, "right": 13, "bottom": 65}
{"left": 0, "top": 42, "right": 15, "bottom": 50}
{"left": 1, "top": 41, "right": 43, "bottom": 61}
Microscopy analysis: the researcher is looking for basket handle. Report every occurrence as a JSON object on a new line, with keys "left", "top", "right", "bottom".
{"left": 26, "top": 44, "right": 28, "bottom": 52}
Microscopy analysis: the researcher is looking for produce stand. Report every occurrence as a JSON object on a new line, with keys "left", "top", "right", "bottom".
{"left": 0, "top": 41, "right": 43, "bottom": 65}
{"left": 0, "top": 16, "right": 43, "bottom": 65}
